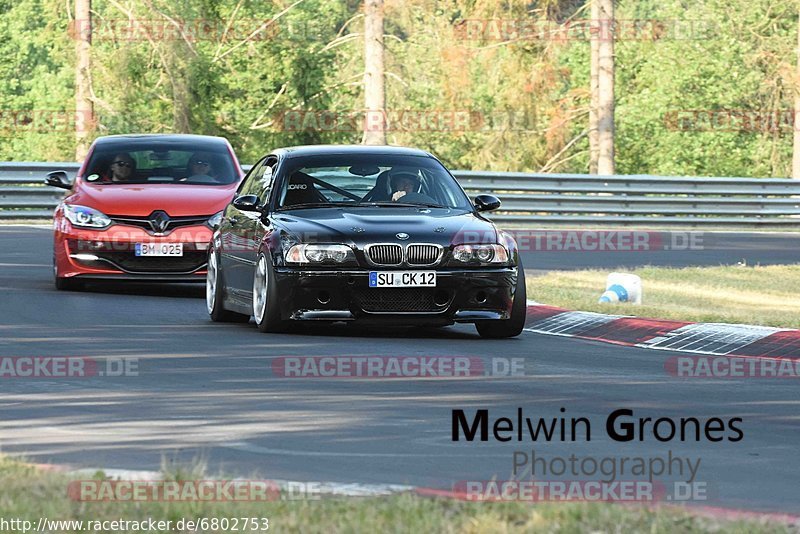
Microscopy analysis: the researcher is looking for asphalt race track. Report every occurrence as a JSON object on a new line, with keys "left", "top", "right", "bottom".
{"left": 516, "top": 230, "right": 800, "bottom": 270}
{"left": 1, "top": 226, "right": 799, "bottom": 513}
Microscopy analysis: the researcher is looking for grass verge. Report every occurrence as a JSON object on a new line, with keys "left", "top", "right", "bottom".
{"left": 0, "top": 456, "right": 794, "bottom": 533}
{"left": 526, "top": 264, "right": 800, "bottom": 329}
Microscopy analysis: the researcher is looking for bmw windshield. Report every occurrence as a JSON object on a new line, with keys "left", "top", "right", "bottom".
{"left": 276, "top": 155, "right": 472, "bottom": 210}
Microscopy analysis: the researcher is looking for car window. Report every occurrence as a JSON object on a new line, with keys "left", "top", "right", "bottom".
{"left": 239, "top": 157, "right": 277, "bottom": 204}
{"left": 258, "top": 159, "right": 277, "bottom": 205}
{"left": 239, "top": 157, "right": 268, "bottom": 196}
{"left": 276, "top": 155, "right": 471, "bottom": 209}
{"left": 85, "top": 142, "right": 239, "bottom": 186}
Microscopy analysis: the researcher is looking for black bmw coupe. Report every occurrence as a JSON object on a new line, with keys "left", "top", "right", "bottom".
{"left": 207, "top": 145, "right": 526, "bottom": 338}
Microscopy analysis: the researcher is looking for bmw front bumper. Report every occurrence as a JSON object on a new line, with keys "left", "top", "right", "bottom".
{"left": 273, "top": 267, "right": 519, "bottom": 325}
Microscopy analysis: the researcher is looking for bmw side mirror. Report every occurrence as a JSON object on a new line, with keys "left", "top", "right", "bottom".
{"left": 474, "top": 194, "right": 501, "bottom": 212}
{"left": 232, "top": 194, "right": 261, "bottom": 212}
{"left": 45, "top": 171, "right": 72, "bottom": 190}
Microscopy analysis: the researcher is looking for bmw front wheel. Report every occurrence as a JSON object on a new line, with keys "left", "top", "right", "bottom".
{"left": 475, "top": 265, "right": 527, "bottom": 339}
{"left": 253, "top": 253, "right": 289, "bottom": 333}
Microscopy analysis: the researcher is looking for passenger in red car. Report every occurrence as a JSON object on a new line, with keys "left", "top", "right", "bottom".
{"left": 183, "top": 152, "right": 218, "bottom": 183}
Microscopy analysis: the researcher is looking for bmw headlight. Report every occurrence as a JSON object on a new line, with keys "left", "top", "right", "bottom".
{"left": 63, "top": 204, "right": 111, "bottom": 229}
{"left": 452, "top": 244, "right": 509, "bottom": 264}
{"left": 285, "top": 244, "right": 354, "bottom": 265}
{"left": 207, "top": 211, "right": 224, "bottom": 229}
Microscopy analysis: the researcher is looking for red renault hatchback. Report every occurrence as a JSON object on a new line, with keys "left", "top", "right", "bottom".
{"left": 47, "top": 134, "right": 244, "bottom": 290}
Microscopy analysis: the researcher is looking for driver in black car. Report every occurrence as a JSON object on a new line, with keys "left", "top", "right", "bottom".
{"left": 390, "top": 170, "right": 422, "bottom": 201}
{"left": 389, "top": 169, "right": 439, "bottom": 205}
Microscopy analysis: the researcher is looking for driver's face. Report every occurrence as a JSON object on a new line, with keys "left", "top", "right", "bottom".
{"left": 191, "top": 161, "right": 210, "bottom": 174}
{"left": 111, "top": 157, "right": 134, "bottom": 180}
{"left": 395, "top": 177, "right": 415, "bottom": 192}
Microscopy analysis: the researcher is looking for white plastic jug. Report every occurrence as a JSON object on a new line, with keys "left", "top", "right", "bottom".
{"left": 598, "top": 272, "right": 642, "bottom": 305}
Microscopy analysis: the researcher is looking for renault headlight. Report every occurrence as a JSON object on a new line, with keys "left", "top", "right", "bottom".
{"left": 63, "top": 204, "right": 111, "bottom": 229}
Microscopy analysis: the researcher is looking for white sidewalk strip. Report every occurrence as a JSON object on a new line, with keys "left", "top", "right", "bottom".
{"left": 525, "top": 304, "right": 793, "bottom": 357}
{"left": 526, "top": 311, "right": 623, "bottom": 336}
{"left": 638, "top": 323, "right": 783, "bottom": 355}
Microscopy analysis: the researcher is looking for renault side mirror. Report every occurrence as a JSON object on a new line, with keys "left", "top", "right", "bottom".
{"left": 45, "top": 171, "right": 72, "bottom": 190}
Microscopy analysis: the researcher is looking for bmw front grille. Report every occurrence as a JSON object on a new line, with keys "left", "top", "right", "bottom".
{"left": 364, "top": 243, "right": 442, "bottom": 266}
{"left": 406, "top": 244, "right": 441, "bottom": 266}
{"left": 365, "top": 244, "right": 404, "bottom": 265}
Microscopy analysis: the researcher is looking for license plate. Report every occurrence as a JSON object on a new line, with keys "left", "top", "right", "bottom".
{"left": 135, "top": 243, "right": 184, "bottom": 257}
{"left": 369, "top": 271, "right": 436, "bottom": 288}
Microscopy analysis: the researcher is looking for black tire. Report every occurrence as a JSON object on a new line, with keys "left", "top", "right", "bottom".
{"left": 475, "top": 266, "right": 527, "bottom": 339}
{"left": 253, "top": 253, "right": 290, "bottom": 333}
{"left": 207, "top": 247, "right": 250, "bottom": 323}
{"left": 54, "top": 275, "right": 83, "bottom": 291}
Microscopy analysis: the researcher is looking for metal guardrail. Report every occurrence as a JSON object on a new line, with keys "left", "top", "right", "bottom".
{"left": 2, "top": 162, "right": 800, "bottom": 226}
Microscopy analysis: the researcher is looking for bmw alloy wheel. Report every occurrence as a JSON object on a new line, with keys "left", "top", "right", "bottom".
{"left": 206, "top": 251, "right": 218, "bottom": 315}
{"left": 253, "top": 255, "right": 268, "bottom": 321}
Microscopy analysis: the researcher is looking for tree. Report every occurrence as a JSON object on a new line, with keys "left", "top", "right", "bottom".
{"left": 589, "top": 0, "right": 599, "bottom": 173}
{"left": 596, "top": 0, "right": 614, "bottom": 174}
{"left": 362, "top": 0, "right": 385, "bottom": 145}
{"left": 793, "top": 8, "right": 800, "bottom": 178}
{"left": 74, "top": 0, "right": 93, "bottom": 160}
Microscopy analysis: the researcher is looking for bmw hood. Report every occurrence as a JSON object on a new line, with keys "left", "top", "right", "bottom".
{"left": 271, "top": 207, "right": 501, "bottom": 248}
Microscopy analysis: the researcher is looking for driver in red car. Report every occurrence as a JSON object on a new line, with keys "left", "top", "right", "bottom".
{"left": 108, "top": 153, "right": 136, "bottom": 182}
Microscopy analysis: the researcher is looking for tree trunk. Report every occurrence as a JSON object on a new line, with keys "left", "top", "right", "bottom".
{"left": 74, "top": 0, "right": 93, "bottom": 161}
{"left": 793, "top": 10, "right": 800, "bottom": 178}
{"left": 363, "top": 0, "right": 386, "bottom": 145}
{"left": 596, "top": 0, "right": 615, "bottom": 175}
{"left": 168, "top": 45, "right": 191, "bottom": 133}
{"left": 589, "top": 0, "right": 600, "bottom": 174}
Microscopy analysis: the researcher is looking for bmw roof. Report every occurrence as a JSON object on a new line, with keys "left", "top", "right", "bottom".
{"left": 273, "top": 145, "right": 435, "bottom": 159}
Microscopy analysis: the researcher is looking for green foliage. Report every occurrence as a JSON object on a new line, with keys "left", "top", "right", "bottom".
{"left": 0, "top": 0, "right": 75, "bottom": 160}
{"left": 610, "top": 0, "right": 797, "bottom": 177}
{"left": 0, "top": 0, "right": 799, "bottom": 176}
